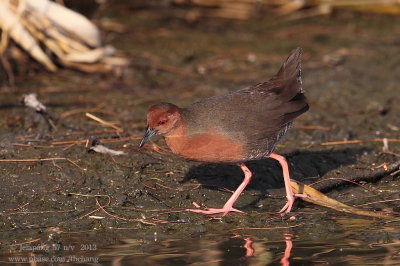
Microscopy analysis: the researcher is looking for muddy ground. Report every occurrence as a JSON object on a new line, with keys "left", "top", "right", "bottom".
{"left": 0, "top": 5, "right": 399, "bottom": 265}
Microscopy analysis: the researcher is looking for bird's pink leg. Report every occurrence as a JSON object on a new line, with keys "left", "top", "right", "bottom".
{"left": 280, "top": 234, "right": 293, "bottom": 266}
{"left": 243, "top": 237, "right": 254, "bottom": 257}
{"left": 268, "top": 153, "right": 307, "bottom": 214}
{"left": 186, "top": 163, "right": 252, "bottom": 216}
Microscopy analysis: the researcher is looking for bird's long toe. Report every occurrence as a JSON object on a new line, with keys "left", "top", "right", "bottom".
{"left": 279, "top": 192, "right": 308, "bottom": 214}
{"left": 279, "top": 194, "right": 295, "bottom": 214}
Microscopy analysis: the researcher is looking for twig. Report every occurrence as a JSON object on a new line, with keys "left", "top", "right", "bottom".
{"left": 85, "top": 112, "right": 123, "bottom": 132}
{"left": 5, "top": 202, "right": 30, "bottom": 211}
{"left": 110, "top": 156, "right": 135, "bottom": 168}
{"left": 0, "top": 157, "right": 84, "bottom": 171}
{"left": 5, "top": 210, "right": 76, "bottom": 215}
{"left": 52, "top": 139, "right": 88, "bottom": 145}
{"left": 68, "top": 193, "right": 111, "bottom": 221}
{"left": 94, "top": 198, "right": 168, "bottom": 225}
{"left": 12, "top": 238, "right": 41, "bottom": 246}
{"left": 295, "top": 125, "right": 331, "bottom": 131}
{"left": 310, "top": 160, "right": 400, "bottom": 192}
{"left": 383, "top": 151, "right": 400, "bottom": 158}
{"left": 100, "top": 135, "right": 141, "bottom": 143}
{"left": 356, "top": 199, "right": 400, "bottom": 207}
{"left": 60, "top": 107, "right": 118, "bottom": 119}
{"left": 45, "top": 182, "right": 72, "bottom": 193}
{"left": 320, "top": 138, "right": 400, "bottom": 146}
{"left": 70, "top": 193, "right": 111, "bottom": 220}
{"left": 69, "top": 193, "right": 169, "bottom": 225}
{"left": 147, "top": 210, "right": 185, "bottom": 219}
{"left": 231, "top": 223, "right": 305, "bottom": 231}
{"left": 308, "top": 177, "right": 374, "bottom": 192}
{"left": 12, "top": 143, "right": 57, "bottom": 148}
{"left": 140, "top": 182, "right": 157, "bottom": 190}
{"left": 62, "top": 142, "right": 78, "bottom": 151}
{"left": 155, "top": 182, "right": 182, "bottom": 191}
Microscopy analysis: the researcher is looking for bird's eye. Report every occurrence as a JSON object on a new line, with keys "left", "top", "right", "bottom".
{"left": 158, "top": 119, "right": 167, "bottom": 125}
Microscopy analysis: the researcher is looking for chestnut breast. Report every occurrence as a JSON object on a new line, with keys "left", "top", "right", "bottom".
{"left": 164, "top": 124, "right": 245, "bottom": 163}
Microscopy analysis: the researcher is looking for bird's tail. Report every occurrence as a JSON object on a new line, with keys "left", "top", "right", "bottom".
{"left": 274, "top": 47, "right": 309, "bottom": 122}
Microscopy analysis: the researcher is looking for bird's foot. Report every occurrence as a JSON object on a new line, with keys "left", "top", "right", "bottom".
{"left": 278, "top": 193, "right": 308, "bottom": 214}
{"left": 186, "top": 206, "right": 244, "bottom": 216}
{"left": 186, "top": 164, "right": 251, "bottom": 217}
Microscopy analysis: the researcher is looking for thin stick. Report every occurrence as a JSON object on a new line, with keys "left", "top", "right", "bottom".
{"left": 67, "top": 193, "right": 111, "bottom": 221}
{"left": 6, "top": 210, "right": 76, "bottom": 215}
{"left": 52, "top": 139, "right": 88, "bottom": 145}
{"left": 6, "top": 202, "right": 30, "bottom": 211}
{"left": 100, "top": 135, "right": 141, "bottom": 143}
{"left": 308, "top": 177, "right": 373, "bottom": 192}
{"left": 94, "top": 198, "right": 168, "bottom": 225}
{"left": 51, "top": 136, "right": 140, "bottom": 146}
{"left": 60, "top": 108, "right": 118, "bottom": 119}
{"left": 296, "top": 125, "right": 331, "bottom": 131}
{"left": 155, "top": 182, "right": 182, "bottom": 191}
{"left": 356, "top": 199, "right": 400, "bottom": 207}
{"left": 383, "top": 151, "right": 400, "bottom": 158}
{"left": 12, "top": 238, "right": 41, "bottom": 246}
{"left": 310, "top": 160, "right": 400, "bottom": 192}
{"left": 0, "top": 157, "right": 83, "bottom": 170}
{"left": 12, "top": 143, "right": 56, "bottom": 148}
{"left": 110, "top": 156, "right": 135, "bottom": 168}
{"left": 231, "top": 223, "right": 305, "bottom": 231}
{"left": 85, "top": 112, "right": 123, "bottom": 132}
{"left": 320, "top": 138, "right": 400, "bottom": 146}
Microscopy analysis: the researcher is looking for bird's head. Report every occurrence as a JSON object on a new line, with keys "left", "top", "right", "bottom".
{"left": 139, "top": 103, "right": 181, "bottom": 148}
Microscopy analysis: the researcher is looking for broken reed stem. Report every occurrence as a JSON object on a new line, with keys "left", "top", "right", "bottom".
{"left": 0, "top": 157, "right": 83, "bottom": 170}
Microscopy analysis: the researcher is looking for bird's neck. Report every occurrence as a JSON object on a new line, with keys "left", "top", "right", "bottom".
{"left": 164, "top": 123, "right": 187, "bottom": 155}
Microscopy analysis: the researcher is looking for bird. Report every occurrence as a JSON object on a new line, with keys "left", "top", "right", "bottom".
{"left": 139, "top": 47, "right": 309, "bottom": 216}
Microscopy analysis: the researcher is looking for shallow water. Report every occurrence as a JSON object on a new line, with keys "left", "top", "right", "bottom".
{"left": 2, "top": 219, "right": 400, "bottom": 265}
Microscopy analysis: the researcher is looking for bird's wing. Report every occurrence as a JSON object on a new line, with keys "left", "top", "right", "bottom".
{"left": 182, "top": 48, "right": 308, "bottom": 157}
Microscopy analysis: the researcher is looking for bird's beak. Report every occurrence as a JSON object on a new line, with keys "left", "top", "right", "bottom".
{"left": 139, "top": 127, "right": 156, "bottom": 149}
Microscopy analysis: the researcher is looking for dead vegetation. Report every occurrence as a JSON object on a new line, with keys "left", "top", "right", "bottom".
{"left": 0, "top": 0, "right": 128, "bottom": 83}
